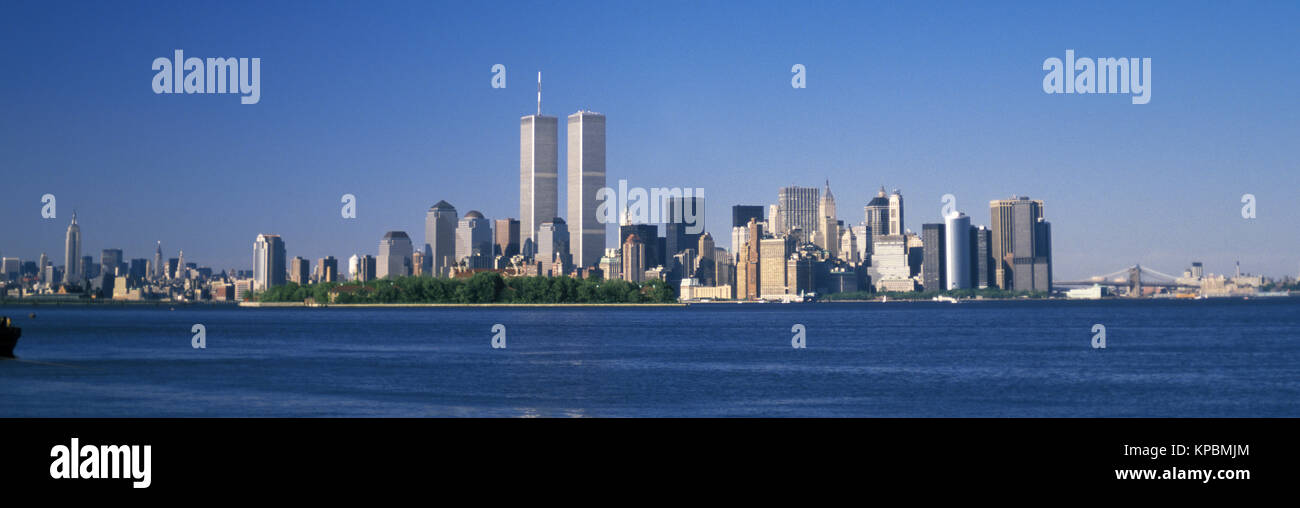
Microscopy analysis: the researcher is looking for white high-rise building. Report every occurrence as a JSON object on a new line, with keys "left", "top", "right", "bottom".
{"left": 63, "top": 212, "right": 81, "bottom": 285}
{"left": 567, "top": 110, "right": 606, "bottom": 269}
{"left": 520, "top": 78, "right": 558, "bottom": 257}
{"left": 945, "top": 212, "right": 971, "bottom": 290}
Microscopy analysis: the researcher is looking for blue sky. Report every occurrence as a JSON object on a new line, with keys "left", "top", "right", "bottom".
{"left": 2, "top": 0, "right": 1297, "bottom": 279}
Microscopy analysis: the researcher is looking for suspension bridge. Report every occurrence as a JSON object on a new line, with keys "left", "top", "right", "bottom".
{"left": 1055, "top": 265, "right": 1197, "bottom": 294}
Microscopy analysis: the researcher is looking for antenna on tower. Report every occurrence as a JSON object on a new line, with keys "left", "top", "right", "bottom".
{"left": 536, "top": 71, "right": 542, "bottom": 116}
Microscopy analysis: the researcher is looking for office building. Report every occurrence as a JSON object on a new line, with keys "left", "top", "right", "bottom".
{"left": 622, "top": 233, "right": 646, "bottom": 283}
{"left": 839, "top": 227, "right": 859, "bottom": 264}
{"left": 537, "top": 218, "right": 571, "bottom": 276}
{"left": 944, "top": 213, "right": 971, "bottom": 290}
{"left": 128, "top": 259, "right": 147, "bottom": 284}
{"left": 869, "top": 235, "right": 913, "bottom": 292}
{"left": 318, "top": 256, "right": 339, "bottom": 283}
{"left": 425, "top": 200, "right": 458, "bottom": 277}
{"left": 520, "top": 100, "right": 558, "bottom": 255}
{"left": 818, "top": 181, "right": 837, "bottom": 256}
{"left": 252, "top": 234, "right": 286, "bottom": 291}
{"left": 777, "top": 186, "right": 819, "bottom": 241}
{"left": 760, "top": 237, "right": 791, "bottom": 298}
{"left": 567, "top": 110, "right": 606, "bottom": 269}
{"left": 744, "top": 218, "right": 762, "bottom": 299}
{"left": 455, "top": 211, "right": 492, "bottom": 268}
{"left": 695, "top": 233, "right": 715, "bottom": 286}
{"left": 619, "top": 223, "right": 660, "bottom": 270}
{"left": 494, "top": 218, "right": 520, "bottom": 259}
{"left": 971, "top": 226, "right": 993, "bottom": 289}
{"left": 990, "top": 196, "right": 1052, "bottom": 291}
{"left": 377, "top": 231, "right": 414, "bottom": 279}
{"left": 355, "top": 255, "right": 377, "bottom": 282}
{"left": 864, "top": 187, "right": 889, "bottom": 241}
{"left": 888, "top": 189, "right": 905, "bottom": 236}
{"left": 290, "top": 256, "right": 310, "bottom": 284}
{"left": 731, "top": 205, "right": 764, "bottom": 230}
{"left": 1, "top": 257, "right": 19, "bottom": 282}
{"left": 63, "top": 212, "right": 81, "bottom": 285}
{"left": 922, "top": 223, "right": 945, "bottom": 291}
{"left": 100, "top": 249, "right": 123, "bottom": 278}
{"left": 152, "top": 241, "right": 164, "bottom": 281}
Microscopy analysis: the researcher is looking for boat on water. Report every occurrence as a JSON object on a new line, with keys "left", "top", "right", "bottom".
{"left": 932, "top": 295, "right": 959, "bottom": 303}
{"left": 1, "top": 316, "right": 20, "bottom": 358}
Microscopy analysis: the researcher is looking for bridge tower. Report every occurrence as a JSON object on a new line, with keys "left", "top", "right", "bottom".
{"left": 1128, "top": 265, "right": 1143, "bottom": 297}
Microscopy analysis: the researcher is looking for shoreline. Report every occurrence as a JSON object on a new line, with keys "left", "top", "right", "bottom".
{"left": 1, "top": 295, "right": 1291, "bottom": 309}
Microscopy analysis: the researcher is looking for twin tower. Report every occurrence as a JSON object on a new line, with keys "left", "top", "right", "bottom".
{"left": 519, "top": 84, "right": 606, "bottom": 270}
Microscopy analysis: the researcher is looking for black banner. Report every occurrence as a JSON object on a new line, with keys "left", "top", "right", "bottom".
{"left": 2, "top": 418, "right": 1292, "bottom": 494}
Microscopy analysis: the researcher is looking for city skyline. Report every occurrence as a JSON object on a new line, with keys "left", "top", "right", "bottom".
{"left": 2, "top": 2, "right": 1298, "bottom": 280}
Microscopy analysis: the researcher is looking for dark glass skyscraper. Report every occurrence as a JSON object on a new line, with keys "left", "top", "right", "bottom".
{"left": 731, "top": 205, "right": 764, "bottom": 228}
{"left": 922, "top": 223, "right": 945, "bottom": 291}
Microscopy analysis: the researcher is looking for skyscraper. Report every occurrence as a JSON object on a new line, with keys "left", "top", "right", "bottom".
{"left": 777, "top": 186, "right": 819, "bottom": 242}
{"left": 989, "top": 197, "right": 1051, "bottom": 291}
{"left": 944, "top": 213, "right": 971, "bottom": 290}
{"left": 731, "top": 205, "right": 764, "bottom": 264}
{"left": 619, "top": 222, "right": 660, "bottom": 270}
{"left": 290, "top": 256, "right": 310, "bottom": 284}
{"left": 456, "top": 211, "right": 492, "bottom": 268}
{"left": 744, "top": 218, "right": 762, "bottom": 300}
{"left": 63, "top": 212, "right": 81, "bottom": 285}
{"left": 888, "top": 189, "right": 905, "bottom": 236}
{"left": 567, "top": 110, "right": 606, "bottom": 269}
{"left": 493, "top": 218, "right": 520, "bottom": 259}
{"left": 520, "top": 93, "right": 559, "bottom": 255}
{"left": 252, "top": 234, "right": 286, "bottom": 291}
{"left": 174, "top": 250, "right": 186, "bottom": 279}
{"left": 839, "top": 227, "right": 858, "bottom": 264}
{"left": 922, "top": 223, "right": 945, "bottom": 291}
{"left": 425, "top": 200, "right": 458, "bottom": 277}
{"left": 318, "top": 256, "right": 339, "bottom": 283}
{"left": 1, "top": 257, "right": 19, "bottom": 282}
{"left": 536, "top": 218, "right": 571, "bottom": 276}
{"left": 100, "top": 248, "right": 123, "bottom": 278}
{"left": 731, "top": 206, "right": 764, "bottom": 230}
{"left": 153, "top": 241, "right": 164, "bottom": 281}
{"left": 622, "top": 233, "right": 646, "bottom": 283}
{"left": 356, "top": 255, "right": 377, "bottom": 282}
{"left": 696, "top": 232, "right": 715, "bottom": 286}
{"left": 818, "top": 181, "right": 837, "bottom": 256}
{"left": 864, "top": 187, "right": 889, "bottom": 241}
{"left": 971, "top": 226, "right": 993, "bottom": 289}
{"left": 759, "top": 237, "right": 791, "bottom": 297}
{"left": 377, "top": 231, "right": 414, "bottom": 279}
